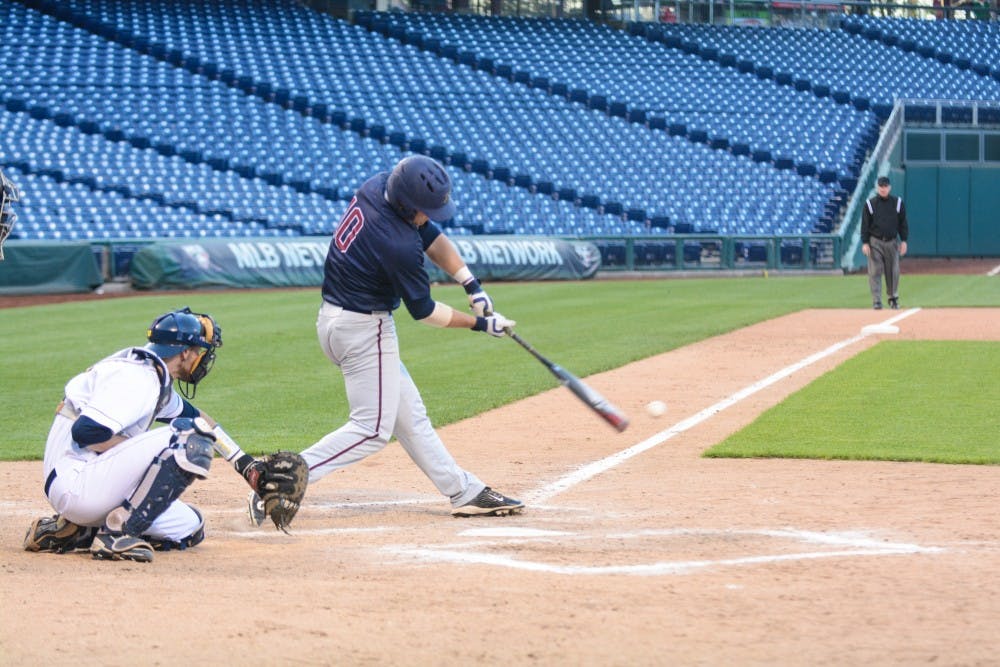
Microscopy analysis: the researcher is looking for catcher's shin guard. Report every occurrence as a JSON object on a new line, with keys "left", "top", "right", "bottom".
{"left": 107, "top": 435, "right": 213, "bottom": 543}
{"left": 23, "top": 515, "right": 95, "bottom": 553}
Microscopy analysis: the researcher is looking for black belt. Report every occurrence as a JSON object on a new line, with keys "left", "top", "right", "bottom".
{"left": 44, "top": 469, "right": 57, "bottom": 496}
{"left": 341, "top": 305, "right": 379, "bottom": 315}
{"left": 874, "top": 235, "right": 896, "bottom": 242}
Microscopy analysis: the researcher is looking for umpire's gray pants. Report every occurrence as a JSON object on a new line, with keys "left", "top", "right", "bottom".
{"left": 867, "top": 237, "right": 900, "bottom": 304}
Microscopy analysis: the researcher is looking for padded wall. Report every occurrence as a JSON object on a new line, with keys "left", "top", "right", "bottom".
{"left": 903, "top": 166, "right": 1000, "bottom": 256}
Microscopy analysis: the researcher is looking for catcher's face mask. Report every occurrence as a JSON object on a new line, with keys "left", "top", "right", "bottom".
{"left": 183, "top": 312, "right": 221, "bottom": 391}
{"left": 0, "top": 170, "right": 21, "bottom": 261}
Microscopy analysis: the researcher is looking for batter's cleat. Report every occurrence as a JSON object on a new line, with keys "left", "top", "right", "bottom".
{"left": 452, "top": 487, "right": 524, "bottom": 517}
{"left": 23, "top": 515, "right": 95, "bottom": 553}
{"left": 247, "top": 490, "right": 265, "bottom": 528}
{"left": 90, "top": 531, "right": 154, "bottom": 563}
{"left": 889, "top": 298, "right": 899, "bottom": 310}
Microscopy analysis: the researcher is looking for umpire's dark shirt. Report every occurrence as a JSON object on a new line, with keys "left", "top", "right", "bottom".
{"left": 861, "top": 194, "right": 908, "bottom": 244}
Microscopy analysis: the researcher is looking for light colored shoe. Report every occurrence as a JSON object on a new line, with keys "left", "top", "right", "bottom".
{"left": 452, "top": 487, "right": 524, "bottom": 517}
{"left": 247, "top": 490, "right": 265, "bottom": 528}
{"left": 90, "top": 531, "right": 154, "bottom": 563}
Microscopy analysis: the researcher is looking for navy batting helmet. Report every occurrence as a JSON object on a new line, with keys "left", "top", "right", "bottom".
{"left": 385, "top": 155, "right": 456, "bottom": 222}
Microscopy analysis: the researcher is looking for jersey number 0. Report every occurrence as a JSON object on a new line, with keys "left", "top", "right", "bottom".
{"left": 334, "top": 197, "right": 364, "bottom": 253}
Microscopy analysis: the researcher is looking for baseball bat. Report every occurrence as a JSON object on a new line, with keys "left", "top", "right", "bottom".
{"left": 507, "top": 330, "right": 630, "bottom": 432}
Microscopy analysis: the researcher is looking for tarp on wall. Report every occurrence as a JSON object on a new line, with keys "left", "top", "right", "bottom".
{"left": 130, "top": 236, "right": 601, "bottom": 290}
{"left": 0, "top": 242, "right": 103, "bottom": 295}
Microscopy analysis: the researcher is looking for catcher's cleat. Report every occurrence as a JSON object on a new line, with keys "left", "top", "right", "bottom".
{"left": 247, "top": 490, "right": 265, "bottom": 528}
{"left": 452, "top": 487, "right": 524, "bottom": 517}
{"left": 90, "top": 531, "right": 154, "bottom": 563}
{"left": 23, "top": 515, "right": 95, "bottom": 553}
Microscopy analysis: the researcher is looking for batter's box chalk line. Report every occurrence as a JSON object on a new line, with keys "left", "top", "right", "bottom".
{"left": 383, "top": 527, "right": 944, "bottom": 576}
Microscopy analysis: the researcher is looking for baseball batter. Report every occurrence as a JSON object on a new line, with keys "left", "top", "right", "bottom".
{"left": 251, "top": 155, "right": 523, "bottom": 520}
{"left": 23, "top": 308, "right": 305, "bottom": 562}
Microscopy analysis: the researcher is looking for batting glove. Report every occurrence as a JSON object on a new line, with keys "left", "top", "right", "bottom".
{"left": 473, "top": 312, "right": 516, "bottom": 337}
{"left": 461, "top": 276, "right": 494, "bottom": 317}
{"left": 468, "top": 289, "right": 494, "bottom": 318}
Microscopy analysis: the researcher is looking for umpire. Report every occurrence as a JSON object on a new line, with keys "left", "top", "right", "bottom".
{"left": 861, "top": 175, "right": 908, "bottom": 310}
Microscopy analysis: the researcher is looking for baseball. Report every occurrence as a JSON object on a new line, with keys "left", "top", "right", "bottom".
{"left": 645, "top": 400, "right": 667, "bottom": 417}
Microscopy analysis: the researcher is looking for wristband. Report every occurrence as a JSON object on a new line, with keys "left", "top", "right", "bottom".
{"left": 234, "top": 453, "right": 256, "bottom": 477}
{"left": 462, "top": 277, "right": 482, "bottom": 295}
{"left": 471, "top": 316, "right": 488, "bottom": 332}
{"left": 454, "top": 266, "right": 480, "bottom": 294}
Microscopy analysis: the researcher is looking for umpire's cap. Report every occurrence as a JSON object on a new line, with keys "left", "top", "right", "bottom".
{"left": 386, "top": 155, "right": 456, "bottom": 222}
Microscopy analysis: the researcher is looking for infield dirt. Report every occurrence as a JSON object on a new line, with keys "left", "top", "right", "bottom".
{"left": 2, "top": 306, "right": 998, "bottom": 665}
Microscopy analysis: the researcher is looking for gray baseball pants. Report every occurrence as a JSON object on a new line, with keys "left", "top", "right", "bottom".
{"left": 299, "top": 303, "right": 485, "bottom": 508}
{"left": 867, "top": 237, "right": 900, "bottom": 305}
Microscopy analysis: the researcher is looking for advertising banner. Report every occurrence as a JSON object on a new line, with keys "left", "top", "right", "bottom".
{"left": 130, "top": 236, "right": 601, "bottom": 290}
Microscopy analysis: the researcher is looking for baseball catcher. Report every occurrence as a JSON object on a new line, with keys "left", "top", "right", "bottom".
{"left": 23, "top": 308, "right": 308, "bottom": 562}
{"left": 0, "top": 168, "right": 20, "bottom": 261}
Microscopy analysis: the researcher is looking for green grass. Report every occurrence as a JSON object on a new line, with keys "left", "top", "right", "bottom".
{"left": 705, "top": 341, "right": 1000, "bottom": 464}
{"left": 1, "top": 273, "right": 997, "bottom": 461}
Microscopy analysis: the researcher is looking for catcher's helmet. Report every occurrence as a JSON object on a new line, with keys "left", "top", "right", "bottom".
{"left": 385, "top": 155, "right": 456, "bottom": 222}
{"left": 146, "top": 307, "right": 222, "bottom": 397}
{"left": 0, "top": 169, "right": 21, "bottom": 261}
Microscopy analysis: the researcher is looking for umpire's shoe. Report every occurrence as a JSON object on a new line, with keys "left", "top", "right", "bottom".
{"left": 889, "top": 297, "right": 899, "bottom": 310}
{"left": 23, "top": 515, "right": 95, "bottom": 553}
{"left": 90, "top": 531, "right": 154, "bottom": 563}
{"left": 452, "top": 487, "right": 524, "bottom": 517}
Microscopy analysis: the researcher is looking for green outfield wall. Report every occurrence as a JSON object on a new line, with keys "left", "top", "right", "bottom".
{"left": 903, "top": 166, "right": 1000, "bottom": 257}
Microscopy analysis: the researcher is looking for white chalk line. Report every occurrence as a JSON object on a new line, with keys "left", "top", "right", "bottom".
{"left": 524, "top": 308, "right": 921, "bottom": 506}
{"left": 387, "top": 527, "right": 943, "bottom": 576}
{"left": 378, "top": 308, "right": 935, "bottom": 575}
{"left": 220, "top": 526, "right": 395, "bottom": 539}
{"left": 13, "top": 309, "right": 942, "bottom": 573}
{"left": 988, "top": 263, "right": 1000, "bottom": 277}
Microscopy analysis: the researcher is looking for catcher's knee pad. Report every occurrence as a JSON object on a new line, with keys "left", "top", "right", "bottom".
{"left": 111, "top": 447, "right": 201, "bottom": 537}
{"left": 169, "top": 418, "right": 215, "bottom": 479}
{"left": 144, "top": 506, "right": 205, "bottom": 551}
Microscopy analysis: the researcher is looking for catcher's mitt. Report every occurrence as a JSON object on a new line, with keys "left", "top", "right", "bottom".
{"left": 243, "top": 451, "right": 308, "bottom": 533}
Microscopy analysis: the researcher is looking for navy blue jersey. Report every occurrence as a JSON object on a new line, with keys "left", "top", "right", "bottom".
{"left": 321, "top": 173, "right": 443, "bottom": 319}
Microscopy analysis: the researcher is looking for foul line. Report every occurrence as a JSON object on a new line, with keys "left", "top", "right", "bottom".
{"left": 525, "top": 308, "right": 921, "bottom": 505}
{"left": 988, "top": 263, "right": 1000, "bottom": 277}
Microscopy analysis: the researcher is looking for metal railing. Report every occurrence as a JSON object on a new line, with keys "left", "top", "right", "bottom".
{"left": 585, "top": 233, "right": 843, "bottom": 272}
{"left": 303, "top": 0, "right": 998, "bottom": 24}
